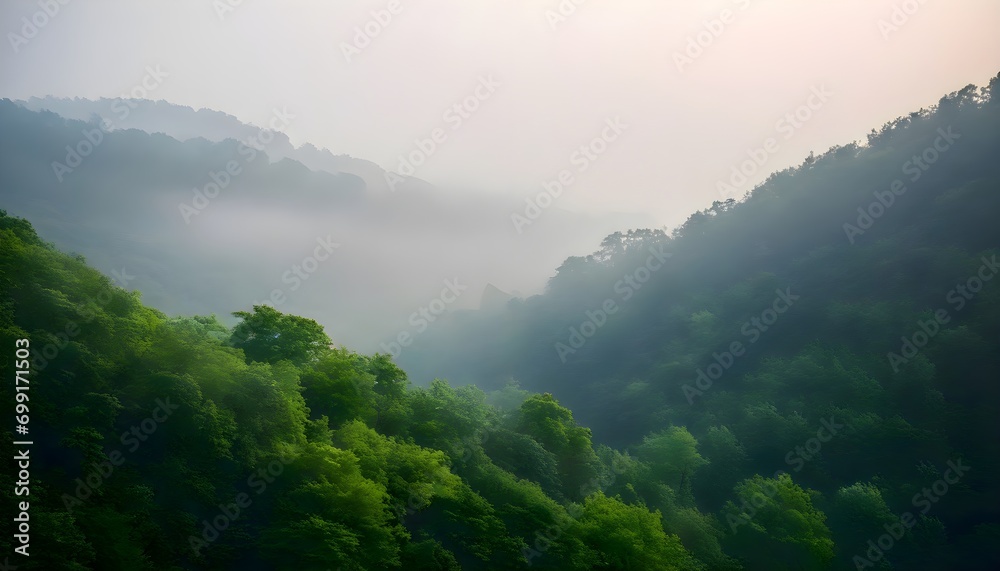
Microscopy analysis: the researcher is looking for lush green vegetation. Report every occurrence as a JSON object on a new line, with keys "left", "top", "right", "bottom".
{"left": 0, "top": 212, "right": 714, "bottom": 569}
{"left": 398, "top": 76, "right": 1000, "bottom": 569}
{"left": 2, "top": 75, "right": 999, "bottom": 569}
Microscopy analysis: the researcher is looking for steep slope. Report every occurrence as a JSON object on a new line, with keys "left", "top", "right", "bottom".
{"left": 0, "top": 211, "right": 710, "bottom": 570}
{"left": 400, "top": 76, "right": 1000, "bottom": 570}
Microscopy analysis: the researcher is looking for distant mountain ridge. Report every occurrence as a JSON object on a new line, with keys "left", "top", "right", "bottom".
{"left": 0, "top": 98, "right": 656, "bottom": 351}
{"left": 17, "top": 96, "right": 416, "bottom": 194}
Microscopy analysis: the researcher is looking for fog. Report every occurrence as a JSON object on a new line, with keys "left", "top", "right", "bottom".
{"left": 0, "top": 97, "right": 653, "bottom": 350}
{"left": 1, "top": 0, "right": 998, "bottom": 351}
{"left": 3, "top": 1, "right": 997, "bottom": 228}
{"left": 3, "top": 3, "right": 1000, "bottom": 569}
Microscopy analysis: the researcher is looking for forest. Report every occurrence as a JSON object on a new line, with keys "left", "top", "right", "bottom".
{"left": 2, "top": 76, "right": 999, "bottom": 570}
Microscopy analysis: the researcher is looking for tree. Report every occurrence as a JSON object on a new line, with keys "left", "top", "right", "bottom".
{"left": 568, "top": 493, "right": 697, "bottom": 571}
{"left": 259, "top": 443, "right": 401, "bottom": 570}
{"left": 230, "top": 305, "right": 331, "bottom": 366}
{"left": 516, "top": 394, "right": 601, "bottom": 500}
{"left": 722, "top": 473, "right": 835, "bottom": 571}
{"left": 828, "top": 482, "right": 897, "bottom": 567}
{"left": 636, "top": 426, "right": 709, "bottom": 502}
{"left": 300, "top": 349, "right": 377, "bottom": 427}
{"left": 695, "top": 426, "right": 748, "bottom": 511}
{"left": 354, "top": 352, "right": 411, "bottom": 433}
{"left": 482, "top": 428, "right": 563, "bottom": 501}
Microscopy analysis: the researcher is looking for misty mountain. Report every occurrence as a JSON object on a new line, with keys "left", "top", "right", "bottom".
{"left": 400, "top": 77, "right": 1000, "bottom": 445}
{"left": 0, "top": 99, "right": 655, "bottom": 351}
{"left": 18, "top": 96, "right": 399, "bottom": 194}
{"left": 4, "top": 75, "right": 999, "bottom": 571}
{"left": 4, "top": 0, "right": 1000, "bottom": 568}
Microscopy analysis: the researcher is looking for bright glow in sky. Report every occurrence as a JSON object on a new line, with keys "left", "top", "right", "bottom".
{"left": 2, "top": 0, "right": 998, "bottom": 228}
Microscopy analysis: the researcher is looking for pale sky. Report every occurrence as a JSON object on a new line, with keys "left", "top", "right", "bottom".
{"left": 2, "top": 0, "right": 998, "bottom": 229}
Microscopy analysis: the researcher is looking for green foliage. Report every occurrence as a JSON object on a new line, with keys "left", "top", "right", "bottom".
{"left": 1, "top": 211, "right": 702, "bottom": 569}
{"left": 482, "top": 428, "right": 563, "bottom": 501}
{"left": 568, "top": 493, "right": 698, "bottom": 571}
{"left": 230, "top": 304, "right": 331, "bottom": 366}
{"left": 300, "top": 348, "right": 378, "bottom": 427}
{"left": 517, "top": 393, "right": 601, "bottom": 500}
{"left": 635, "top": 426, "right": 708, "bottom": 503}
{"left": 6, "top": 75, "right": 1000, "bottom": 569}
{"left": 397, "top": 75, "right": 1000, "bottom": 571}
{"left": 260, "top": 443, "right": 401, "bottom": 570}
{"left": 723, "top": 474, "right": 835, "bottom": 570}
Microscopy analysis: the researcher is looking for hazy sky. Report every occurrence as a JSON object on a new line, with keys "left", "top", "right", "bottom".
{"left": 2, "top": 0, "right": 998, "bottom": 229}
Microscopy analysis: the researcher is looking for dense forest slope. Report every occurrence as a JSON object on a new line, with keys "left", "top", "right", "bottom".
{"left": 2, "top": 212, "right": 723, "bottom": 570}
{"left": 397, "top": 75, "right": 1000, "bottom": 568}
{"left": 1, "top": 75, "right": 999, "bottom": 570}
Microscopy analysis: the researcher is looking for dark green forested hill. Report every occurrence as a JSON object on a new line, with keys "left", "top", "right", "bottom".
{"left": 2, "top": 74, "right": 1000, "bottom": 571}
{"left": 397, "top": 75, "right": 1000, "bottom": 569}
{"left": 0, "top": 212, "right": 715, "bottom": 570}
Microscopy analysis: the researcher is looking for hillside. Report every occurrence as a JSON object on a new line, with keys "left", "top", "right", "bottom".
{"left": 396, "top": 76, "right": 1000, "bottom": 568}
{"left": 2, "top": 75, "right": 999, "bottom": 570}
{"left": 0, "top": 209, "right": 723, "bottom": 570}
